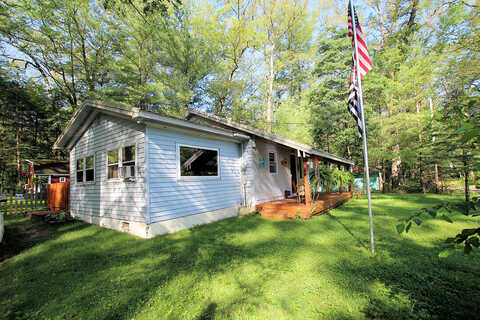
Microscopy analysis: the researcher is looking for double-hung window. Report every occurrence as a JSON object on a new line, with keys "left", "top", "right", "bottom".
{"left": 268, "top": 151, "right": 277, "bottom": 174}
{"left": 107, "top": 145, "right": 136, "bottom": 180}
{"left": 122, "top": 145, "right": 136, "bottom": 177}
{"left": 76, "top": 155, "right": 95, "bottom": 183}
{"left": 107, "top": 149, "right": 119, "bottom": 179}
{"left": 76, "top": 159, "right": 84, "bottom": 182}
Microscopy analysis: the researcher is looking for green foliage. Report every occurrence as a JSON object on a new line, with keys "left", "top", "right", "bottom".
{"left": 397, "top": 182, "right": 423, "bottom": 193}
{"left": 396, "top": 197, "right": 480, "bottom": 256}
{"left": 316, "top": 165, "right": 335, "bottom": 188}
{"left": 333, "top": 169, "right": 354, "bottom": 187}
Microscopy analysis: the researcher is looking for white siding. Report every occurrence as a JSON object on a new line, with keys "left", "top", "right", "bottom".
{"left": 147, "top": 125, "right": 242, "bottom": 223}
{"left": 252, "top": 139, "right": 292, "bottom": 204}
{"left": 70, "top": 114, "right": 147, "bottom": 223}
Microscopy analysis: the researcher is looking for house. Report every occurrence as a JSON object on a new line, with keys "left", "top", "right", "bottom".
{"left": 33, "top": 161, "right": 70, "bottom": 184}
{"left": 53, "top": 100, "right": 354, "bottom": 238}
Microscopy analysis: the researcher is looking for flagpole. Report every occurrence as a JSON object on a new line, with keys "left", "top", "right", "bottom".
{"left": 349, "top": 0, "right": 375, "bottom": 254}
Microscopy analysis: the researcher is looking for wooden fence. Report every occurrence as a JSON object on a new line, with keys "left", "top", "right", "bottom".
{"left": 0, "top": 191, "right": 48, "bottom": 215}
{"left": 47, "top": 182, "right": 70, "bottom": 212}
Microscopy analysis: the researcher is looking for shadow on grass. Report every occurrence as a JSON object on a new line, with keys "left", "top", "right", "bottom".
{"left": 196, "top": 303, "right": 217, "bottom": 320}
{"left": 0, "top": 215, "right": 88, "bottom": 263}
{"left": 0, "top": 194, "right": 479, "bottom": 320}
{"left": 324, "top": 204, "right": 480, "bottom": 320}
{"left": 326, "top": 212, "right": 369, "bottom": 250}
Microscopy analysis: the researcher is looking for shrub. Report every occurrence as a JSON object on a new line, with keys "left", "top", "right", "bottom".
{"left": 317, "top": 165, "right": 335, "bottom": 189}
{"left": 398, "top": 182, "right": 423, "bottom": 193}
{"left": 332, "top": 169, "right": 355, "bottom": 187}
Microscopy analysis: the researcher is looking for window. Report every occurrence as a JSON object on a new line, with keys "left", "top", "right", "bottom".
{"left": 122, "top": 145, "right": 136, "bottom": 177}
{"left": 107, "top": 145, "right": 136, "bottom": 179}
{"left": 76, "top": 159, "right": 84, "bottom": 182}
{"left": 85, "top": 156, "right": 94, "bottom": 182}
{"left": 268, "top": 152, "right": 277, "bottom": 173}
{"left": 108, "top": 149, "right": 119, "bottom": 179}
{"left": 76, "top": 155, "right": 95, "bottom": 183}
{"left": 179, "top": 145, "right": 218, "bottom": 177}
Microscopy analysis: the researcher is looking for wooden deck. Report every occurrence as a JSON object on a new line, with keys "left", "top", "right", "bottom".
{"left": 256, "top": 192, "right": 353, "bottom": 219}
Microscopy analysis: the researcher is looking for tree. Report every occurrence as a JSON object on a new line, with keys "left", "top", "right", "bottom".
{"left": 0, "top": 66, "right": 68, "bottom": 191}
{"left": 308, "top": 28, "right": 361, "bottom": 161}
{"left": 257, "top": 0, "right": 311, "bottom": 132}
{"left": 0, "top": 0, "right": 116, "bottom": 108}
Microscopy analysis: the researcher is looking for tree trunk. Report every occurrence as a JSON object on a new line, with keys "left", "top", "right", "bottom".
{"left": 392, "top": 144, "right": 401, "bottom": 190}
{"left": 266, "top": 42, "right": 275, "bottom": 133}
{"left": 16, "top": 101, "right": 20, "bottom": 188}
{"left": 463, "top": 150, "right": 470, "bottom": 213}
{"left": 430, "top": 98, "right": 440, "bottom": 193}
{"left": 382, "top": 161, "right": 387, "bottom": 193}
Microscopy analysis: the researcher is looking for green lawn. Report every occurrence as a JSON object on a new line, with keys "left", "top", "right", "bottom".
{"left": 1, "top": 194, "right": 479, "bottom": 320}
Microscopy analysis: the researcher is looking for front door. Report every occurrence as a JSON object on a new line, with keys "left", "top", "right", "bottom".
{"left": 290, "top": 154, "right": 297, "bottom": 194}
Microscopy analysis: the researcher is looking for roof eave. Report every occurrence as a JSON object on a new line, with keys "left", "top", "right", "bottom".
{"left": 135, "top": 111, "right": 251, "bottom": 141}
{"left": 186, "top": 110, "right": 354, "bottom": 166}
{"left": 53, "top": 100, "right": 140, "bottom": 150}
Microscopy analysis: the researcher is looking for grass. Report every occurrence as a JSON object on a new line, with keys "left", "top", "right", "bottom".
{"left": 1, "top": 194, "right": 479, "bottom": 320}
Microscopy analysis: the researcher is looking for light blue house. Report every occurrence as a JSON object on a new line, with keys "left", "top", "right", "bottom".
{"left": 54, "top": 101, "right": 354, "bottom": 237}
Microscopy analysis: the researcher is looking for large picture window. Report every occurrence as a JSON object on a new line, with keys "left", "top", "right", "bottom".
{"left": 179, "top": 145, "right": 218, "bottom": 177}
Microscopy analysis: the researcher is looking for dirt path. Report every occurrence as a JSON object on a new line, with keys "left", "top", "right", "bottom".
{"left": 0, "top": 216, "right": 55, "bottom": 264}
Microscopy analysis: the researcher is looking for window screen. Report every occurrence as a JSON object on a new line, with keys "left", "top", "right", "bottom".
{"left": 269, "top": 152, "right": 277, "bottom": 173}
{"left": 108, "top": 149, "right": 119, "bottom": 179}
{"left": 180, "top": 146, "right": 218, "bottom": 177}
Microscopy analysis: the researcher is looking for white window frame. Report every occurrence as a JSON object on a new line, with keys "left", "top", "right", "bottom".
{"left": 106, "top": 148, "right": 121, "bottom": 180}
{"left": 267, "top": 150, "right": 278, "bottom": 174}
{"left": 106, "top": 143, "right": 138, "bottom": 182}
{"left": 76, "top": 154, "right": 96, "bottom": 185}
{"left": 176, "top": 143, "right": 220, "bottom": 180}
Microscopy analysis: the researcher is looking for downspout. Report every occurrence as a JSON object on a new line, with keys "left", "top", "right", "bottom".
{"left": 240, "top": 141, "right": 246, "bottom": 206}
{"left": 145, "top": 126, "right": 151, "bottom": 235}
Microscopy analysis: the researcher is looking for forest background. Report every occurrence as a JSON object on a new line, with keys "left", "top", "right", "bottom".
{"left": 0, "top": 0, "right": 478, "bottom": 194}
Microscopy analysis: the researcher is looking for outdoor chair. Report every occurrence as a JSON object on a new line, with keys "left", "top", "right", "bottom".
{"left": 297, "top": 180, "right": 305, "bottom": 203}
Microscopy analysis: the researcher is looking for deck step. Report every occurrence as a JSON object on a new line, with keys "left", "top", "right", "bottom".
{"left": 256, "top": 192, "right": 353, "bottom": 220}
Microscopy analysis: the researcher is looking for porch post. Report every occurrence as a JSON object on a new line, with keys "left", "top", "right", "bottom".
{"left": 304, "top": 160, "right": 311, "bottom": 205}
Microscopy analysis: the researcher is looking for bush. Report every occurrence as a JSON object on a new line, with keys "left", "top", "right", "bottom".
{"left": 332, "top": 169, "right": 355, "bottom": 187}
{"left": 398, "top": 182, "right": 423, "bottom": 193}
{"left": 317, "top": 165, "right": 334, "bottom": 188}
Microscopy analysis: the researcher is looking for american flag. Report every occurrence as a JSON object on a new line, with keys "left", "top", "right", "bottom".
{"left": 348, "top": 1, "right": 372, "bottom": 77}
{"left": 348, "top": 1, "right": 372, "bottom": 137}
{"left": 348, "top": 59, "right": 363, "bottom": 137}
